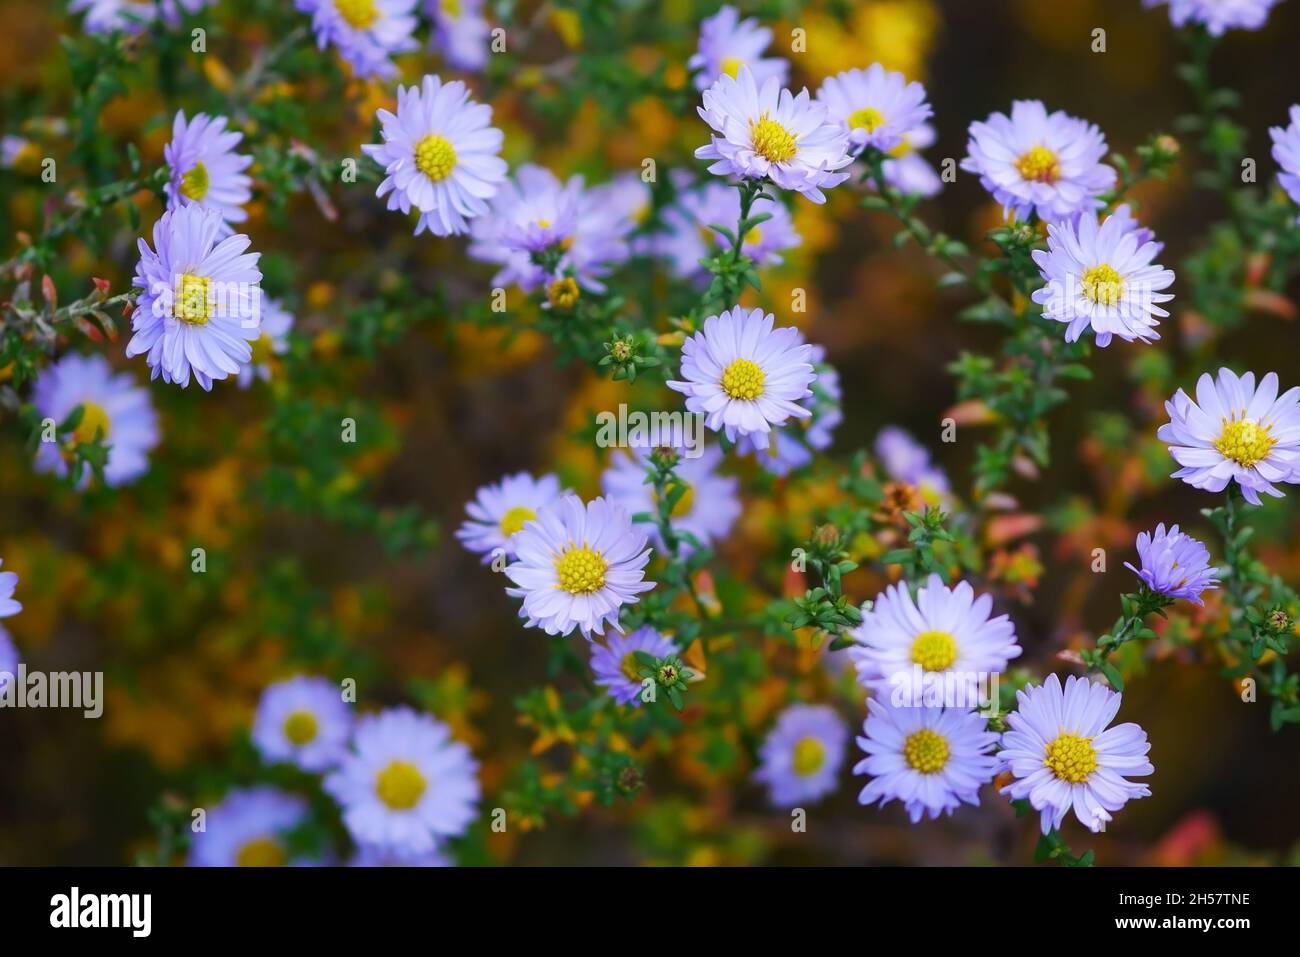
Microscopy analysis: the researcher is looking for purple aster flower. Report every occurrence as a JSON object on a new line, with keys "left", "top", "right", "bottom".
{"left": 427, "top": 0, "right": 491, "bottom": 71}
{"left": 32, "top": 353, "right": 159, "bottom": 487}
{"left": 961, "top": 99, "right": 1116, "bottom": 223}
{"left": 237, "top": 297, "right": 294, "bottom": 388}
{"left": 1164, "top": 0, "right": 1281, "bottom": 34}
{"left": 128, "top": 204, "right": 263, "bottom": 390}
{"left": 817, "top": 64, "right": 932, "bottom": 154}
{"left": 350, "top": 843, "right": 451, "bottom": 866}
{"left": 504, "top": 494, "right": 655, "bottom": 639}
{"left": 1031, "top": 207, "right": 1174, "bottom": 347}
{"left": 252, "top": 676, "right": 353, "bottom": 772}
{"left": 455, "top": 471, "right": 567, "bottom": 563}
{"left": 999, "top": 674, "right": 1153, "bottom": 834}
{"left": 654, "top": 181, "right": 800, "bottom": 280}
{"left": 688, "top": 4, "right": 788, "bottom": 93}
{"left": 600, "top": 442, "right": 741, "bottom": 555}
{"left": 70, "top": 0, "right": 209, "bottom": 34}
{"left": 190, "top": 787, "right": 312, "bottom": 867}
{"left": 363, "top": 74, "right": 508, "bottom": 237}
{"left": 324, "top": 707, "right": 479, "bottom": 856}
{"left": 755, "top": 704, "right": 849, "bottom": 807}
{"left": 878, "top": 123, "right": 943, "bottom": 197}
{"left": 734, "top": 343, "right": 842, "bottom": 475}
{"left": 297, "top": 0, "right": 419, "bottom": 80}
{"left": 854, "top": 699, "right": 999, "bottom": 822}
{"left": 164, "top": 110, "right": 253, "bottom": 236}
{"left": 1269, "top": 105, "right": 1300, "bottom": 224}
{"left": 875, "top": 426, "right": 951, "bottom": 499}
{"left": 1158, "top": 368, "right": 1300, "bottom": 505}
{"left": 696, "top": 66, "right": 853, "bottom": 204}
{"left": 1124, "top": 523, "right": 1219, "bottom": 604}
{"left": 589, "top": 626, "right": 678, "bottom": 707}
{"left": 0, "top": 559, "right": 20, "bottom": 619}
{"left": 668, "top": 306, "right": 816, "bottom": 450}
{"left": 0, "top": 625, "right": 17, "bottom": 695}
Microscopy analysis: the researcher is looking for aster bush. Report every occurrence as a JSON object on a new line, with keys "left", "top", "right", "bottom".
{"left": 4, "top": 0, "right": 1300, "bottom": 872}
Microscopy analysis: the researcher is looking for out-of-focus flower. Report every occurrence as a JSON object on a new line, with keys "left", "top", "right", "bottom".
{"left": 70, "top": 0, "right": 209, "bottom": 34}
{"left": 128, "top": 204, "right": 263, "bottom": 390}
{"left": 252, "top": 676, "right": 353, "bottom": 772}
{"left": 0, "top": 625, "right": 17, "bottom": 694}
{"left": 427, "top": 0, "right": 490, "bottom": 71}
{"left": 601, "top": 443, "right": 740, "bottom": 555}
{"left": 1, "top": 136, "right": 40, "bottom": 173}
{"left": 1031, "top": 208, "right": 1174, "bottom": 347}
{"left": 735, "top": 344, "right": 842, "bottom": 475}
{"left": 668, "top": 306, "right": 816, "bottom": 449}
{"left": 1158, "top": 368, "right": 1300, "bottom": 505}
{"left": 1125, "top": 523, "right": 1220, "bottom": 605}
{"left": 688, "top": 4, "right": 788, "bottom": 93}
{"left": 163, "top": 111, "right": 253, "bottom": 237}
{"left": 853, "top": 699, "right": 999, "bottom": 822}
{"left": 754, "top": 704, "right": 849, "bottom": 807}
{"left": 816, "top": 64, "right": 931, "bottom": 154}
{"left": 696, "top": 66, "right": 853, "bottom": 204}
{"left": 325, "top": 707, "right": 479, "bottom": 855}
{"left": 364, "top": 74, "right": 507, "bottom": 237}
{"left": 1269, "top": 105, "right": 1300, "bottom": 224}
{"left": 961, "top": 100, "right": 1115, "bottom": 223}
{"left": 849, "top": 574, "right": 1021, "bottom": 702}
{"left": 456, "top": 471, "right": 566, "bottom": 563}
{"left": 350, "top": 843, "right": 451, "bottom": 866}
{"left": 999, "top": 674, "right": 1153, "bottom": 834}
{"left": 503, "top": 495, "right": 654, "bottom": 638}
{"left": 189, "top": 787, "right": 311, "bottom": 867}
{"left": 654, "top": 182, "right": 801, "bottom": 280}
{"left": 1154, "top": 0, "right": 1281, "bottom": 35}
{"left": 32, "top": 353, "right": 159, "bottom": 487}
{"left": 237, "top": 297, "right": 294, "bottom": 388}
{"left": 0, "top": 560, "right": 18, "bottom": 620}
{"left": 878, "top": 123, "right": 942, "bottom": 197}
{"left": 589, "top": 626, "right": 677, "bottom": 707}
{"left": 297, "top": 0, "right": 419, "bottom": 80}
{"left": 874, "top": 426, "right": 950, "bottom": 500}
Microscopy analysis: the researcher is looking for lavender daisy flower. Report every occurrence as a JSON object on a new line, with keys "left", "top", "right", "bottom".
{"left": 689, "top": 4, "right": 788, "bottom": 93}
{"left": 590, "top": 626, "right": 677, "bottom": 707}
{"left": 503, "top": 495, "right": 655, "bottom": 639}
{"left": 1165, "top": 0, "right": 1280, "bottom": 34}
{"left": 324, "top": 707, "right": 479, "bottom": 855}
{"left": 961, "top": 100, "right": 1115, "bottom": 223}
{"left": 848, "top": 574, "right": 1021, "bottom": 705}
{"left": 350, "top": 843, "right": 451, "bottom": 866}
{"left": 696, "top": 66, "right": 853, "bottom": 204}
{"left": 252, "top": 676, "right": 353, "bottom": 772}
{"left": 1158, "top": 368, "right": 1300, "bottom": 505}
{"left": 364, "top": 74, "right": 507, "bottom": 238}
{"left": 854, "top": 699, "right": 999, "bottom": 822}
{"left": 455, "top": 471, "right": 566, "bottom": 563}
{"left": 1269, "top": 105, "right": 1300, "bottom": 223}
{"left": 755, "top": 704, "right": 849, "bottom": 807}
{"left": 32, "top": 353, "right": 159, "bottom": 487}
{"left": 875, "top": 426, "right": 951, "bottom": 499}
{"left": 1000, "top": 674, "right": 1153, "bottom": 834}
{"left": 190, "top": 787, "right": 311, "bottom": 867}
{"left": 70, "top": 0, "right": 209, "bottom": 34}
{"left": 1124, "top": 524, "right": 1219, "bottom": 605}
{"left": 878, "top": 123, "right": 943, "bottom": 198}
{"left": 0, "top": 626, "right": 17, "bottom": 694}
{"left": 0, "top": 559, "right": 20, "bottom": 619}
{"left": 600, "top": 443, "right": 741, "bottom": 555}
{"left": 668, "top": 306, "right": 816, "bottom": 450}
{"left": 1031, "top": 208, "right": 1174, "bottom": 347}
{"left": 237, "top": 297, "right": 294, "bottom": 388}
{"left": 297, "top": 0, "right": 419, "bottom": 80}
{"left": 128, "top": 204, "right": 263, "bottom": 390}
{"left": 816, "top": 65, "right": 932, "bottom": 154}
{"left": 427, "top": 0, "right": 490, "bottom": 71}
{"left": 163, "top": 111, "right": 253, "bottom": 236}
{"left": 655, "top": 182, "right": 800, "bottom": 280}
{"left": 734, "top": 344, "right": 842, "bottom": 475}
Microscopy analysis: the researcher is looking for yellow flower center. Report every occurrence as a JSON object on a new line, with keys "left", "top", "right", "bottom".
{"left": 1016, "top": 145, "right": 1060, "bottom": 184}
{"left": 250, "top": 333, "right": 276, "bottom": 365}
{"left": 72, "top": 402, "right": 112, "bottom": 445}
{"left": 235, "top": 837, "right": 287, "bottom": 867}
{"left": 547, "top": 276, "right": 581, "bottom": 310}
{"left": 910, "top": 630, "right": 958, "bottom": 672}
{"left": 619, "top": 651, "right": 643, "bottom": 682}
{"left": 180, "top": 161, "right": 209, "bottom": 202}
{"left": 414, "top": 134, "right": 456, "bottom": 182}
{"left": 1081, "top": 264, "right": 1124, "bottom": 306}
{"left": 720, "top": 56, "right": 743, "bottom": 79}
{"left": 721, "top": 358, "right": 765, "bottom": 401}
{"left": 792, "top": 736, "right": 826, "bottom": 777}
{"left": 1214, "top": 418, "right": 1276, "bottom": 468}
{"left": 335, "top": 0, "right": 378, "bottom": 30}
{"left": 743, "top": 226, "right": 762, "bottom": 246}
{"left": 283, "top": 710, "right": 319, "bottom": 747}
{"left": 499, "top": 505, "right": 537, "bottom": 537}
{"left": 750, "top": 115, "right": 798, "bottom": 164}
{"left": 375, "top": 760, "right": 427, "bottom": 810}
{"left": 653, "top": 483, "right": 695, "bottom": 518}
{"left": 554, "top": 545, "right": 608, "bottom": 595}
{"left": 175, "top": 273, "right": 213, "bottom": 325}
{"left": 887, "top": 136, "right": 913, "bottom": 159}
{"left": 441, "top": 0, "right": 461, "bottom": 16}
{"left": 903, "top": 729, "right": 950, "bottom": 774}
{"left": 1044, "top": 732, "right": 1098, "bottom": 784}
{"left": 848, "top": 106, "right": 885, "bottom": 132}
